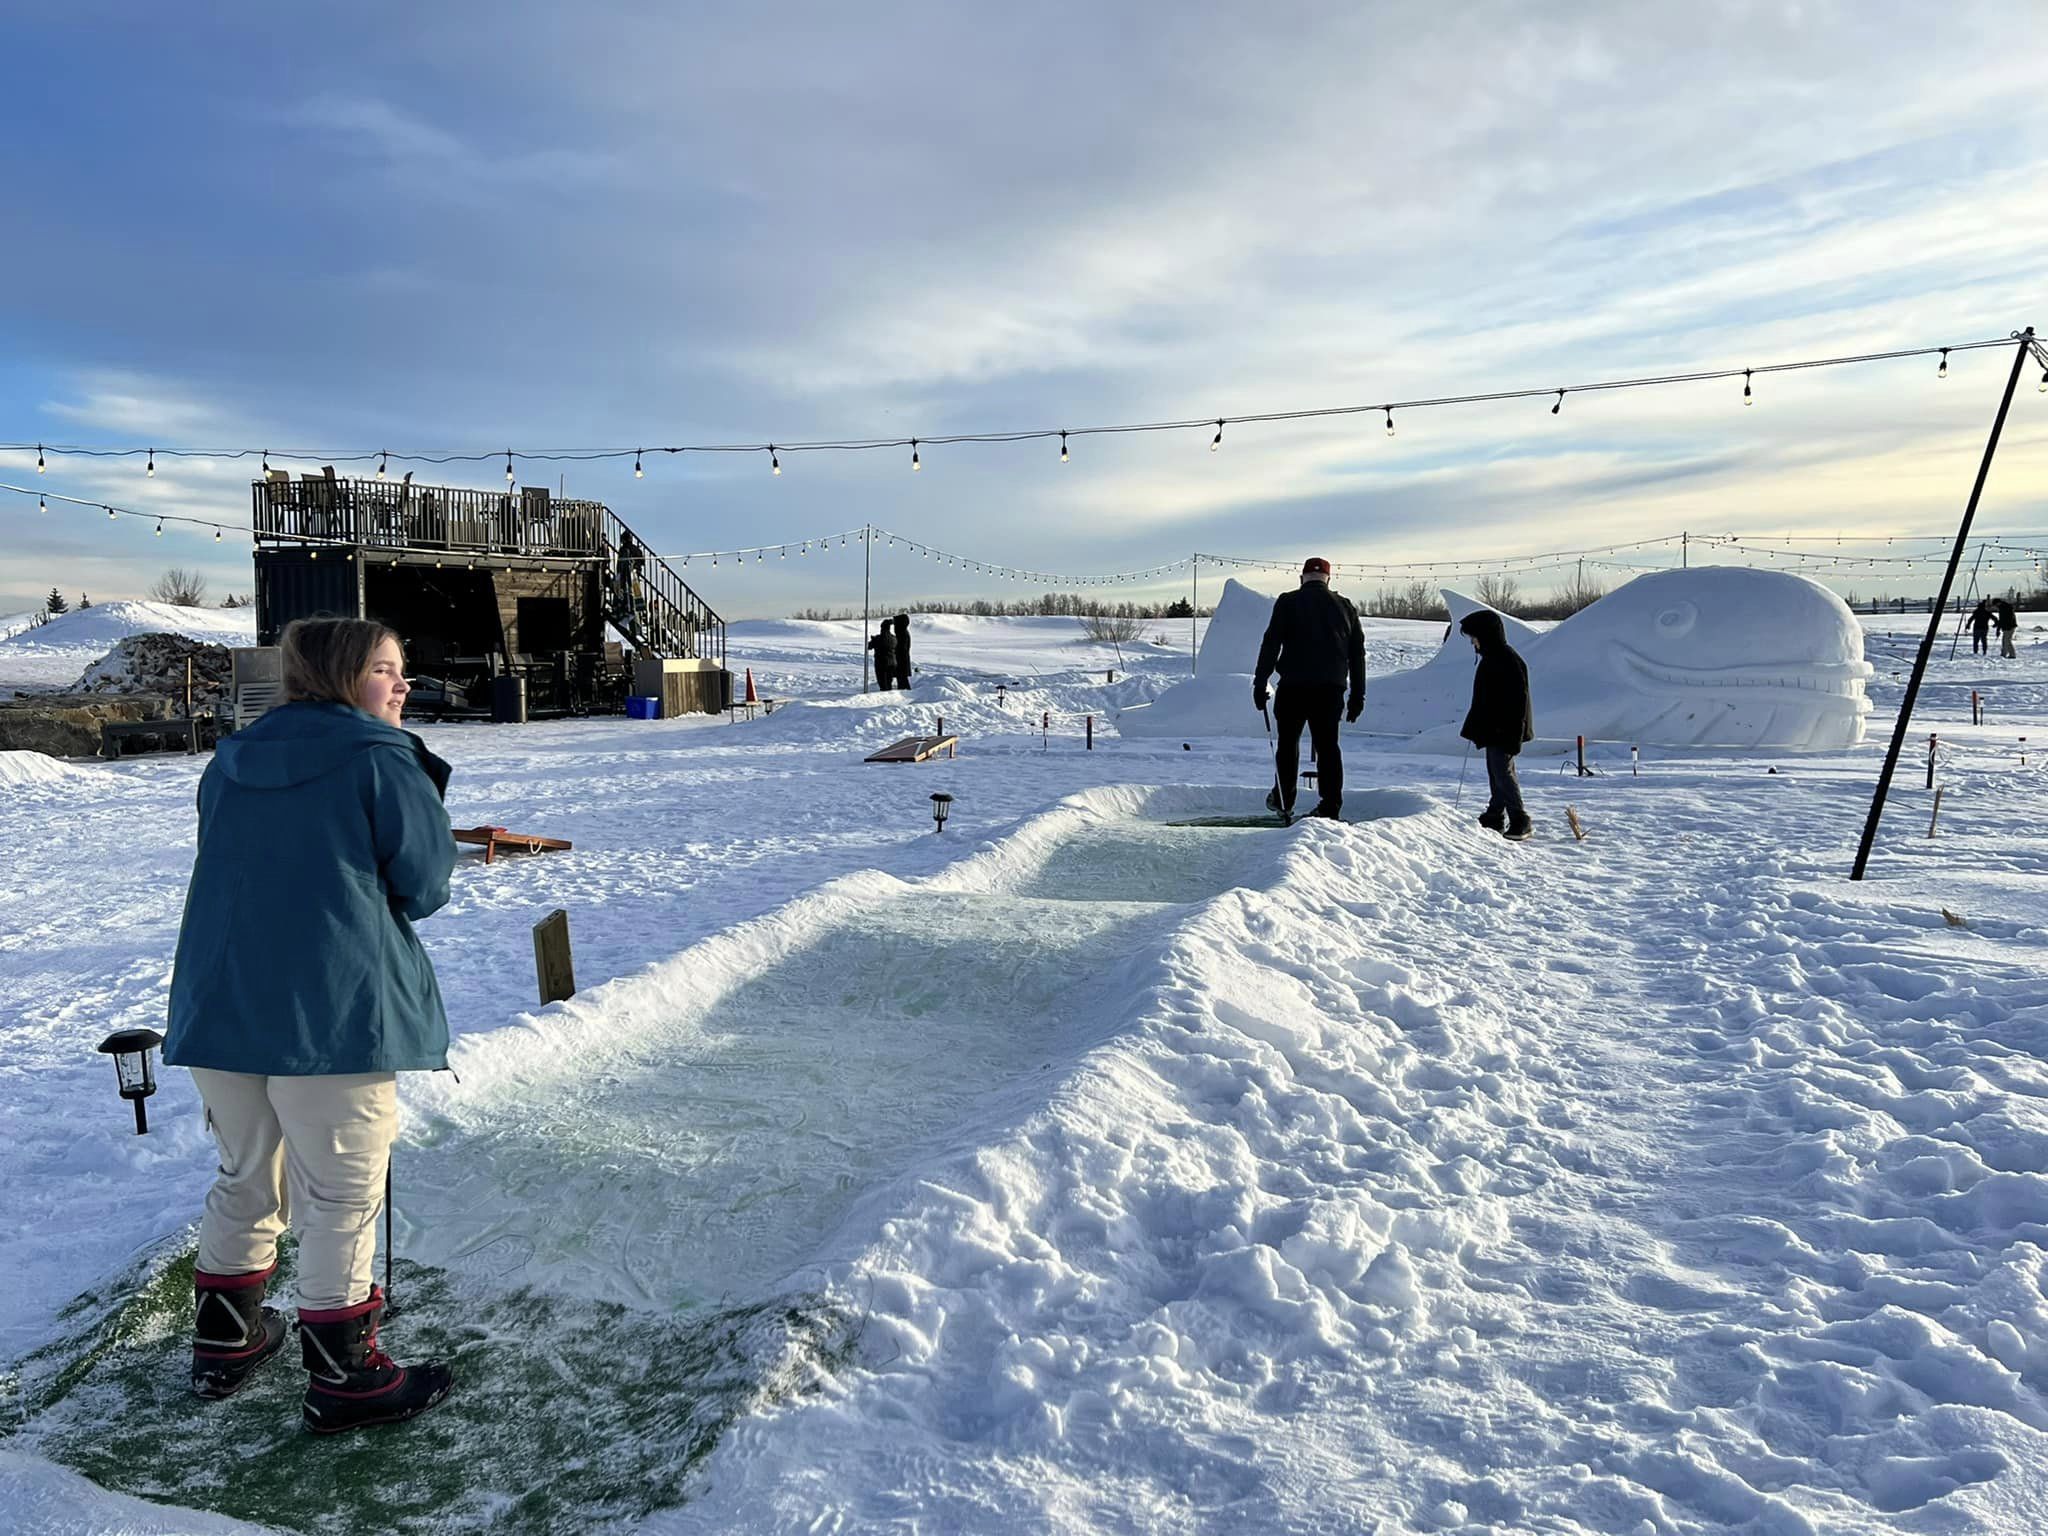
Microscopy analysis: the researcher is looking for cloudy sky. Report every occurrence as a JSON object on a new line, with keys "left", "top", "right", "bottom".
{"left": 3, "top": 1, "right": 2045, "bottom": 617}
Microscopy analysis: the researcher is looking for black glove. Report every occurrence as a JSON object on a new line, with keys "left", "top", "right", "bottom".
{"left": 1345, "top": 695, "right": 1363, "bottom": 724}
{"left": 1253, "top": 684, "right": 1269, "bottom": 713}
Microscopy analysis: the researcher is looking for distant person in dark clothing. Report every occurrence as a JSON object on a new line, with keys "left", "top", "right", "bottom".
{"left": 1253, "top": 557, "right": 1365, "bottom": 821}
{"left": 892, "top": 614, "right": 912, "bottom": 689}
{"left": 868, "top": 625, "right": 898, "bottom": 692}
{"left": 1969, "top": 599, "right": 1993, "bottom": 656}
{"left": 1458, "top": 608, "right": 1534, "bottom": 841}
{"left": 1996, "top": 598, "right": 2019, "bottom": 659}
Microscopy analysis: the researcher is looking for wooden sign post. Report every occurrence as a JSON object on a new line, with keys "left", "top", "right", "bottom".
{"left": 533, "top": 909, "right": 575, "bottom": 1004}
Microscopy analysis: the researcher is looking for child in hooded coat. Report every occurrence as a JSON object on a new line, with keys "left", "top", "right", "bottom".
{"left": 1457, "top": 608, "right": 1534, "bottom": 840}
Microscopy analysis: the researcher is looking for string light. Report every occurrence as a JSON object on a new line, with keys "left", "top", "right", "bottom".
{"left": 36, "top": 445, "right": 44, "bottom": 473}
{"left": 107, "top": 505, "right": 115, "bottom": 518}
{"left": 634, "top": 450, "right": 643, "bottom": 478}
{"left": 261, "top": 450, "right": 270, "bottom": 475}
{"left": 1938, "top": 349, "right": 1949, "bottom": 380}
{"left": 1385, "top": 408, "right": 1395, "bottom": 437}
{"left": 1210, "top": 420, "right": 1224, "bottom": 452}
{"left": 1743, "top": 370, "right": 1753, "bottom": 406}
{"left": 376, "top": 451, "right": 388, "bottom": 479}
{"left": 771, "top": 446, "right": 781, "bottom": 475}
{"left": 911, "top": 440, "right": 922, "bottom": 472}
{"left": 505, "top": 451, "right": 515, "bottom": 485}
{"left": 1059, "top": 431, "right": 1069, "bottom": 463}
{"left": 154, "top": 519, "right": 162, "bottom": 536}
{"left": 1552, "top": 390, "right": 1565, "bottom": 416}
{"left": 145, "top": 449, "right": 155, "bottom": 477}
{"left": 38, "top": 494, "right": 45, "bottom": 512}
{"left": 2039, "top": 368, "right": 2047, "bottom": 393}
{"left": 213, "top": 527, "right": 220, "bottom": 541}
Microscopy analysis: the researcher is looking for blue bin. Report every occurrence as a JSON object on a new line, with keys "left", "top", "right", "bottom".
{"left": 626, "top": 695, "right": 662, "bottom": 720}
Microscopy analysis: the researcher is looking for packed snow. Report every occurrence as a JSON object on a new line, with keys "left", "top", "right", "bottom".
{"left": 1122, "top": 569, "right": 1875, "bottom": 749}
{"left": 3, "top": 597, "right": 2046, "bottom": 1535}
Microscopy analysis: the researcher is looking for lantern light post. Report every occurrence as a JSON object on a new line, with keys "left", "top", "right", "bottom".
{"left": 97, "top": 1028, "right": 165, "bottom": 1134}
{"left": 930, "top": 792, "right": 953, "bottom": 833}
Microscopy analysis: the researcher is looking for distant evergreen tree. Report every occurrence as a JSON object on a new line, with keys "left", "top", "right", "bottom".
{"left": 45, "top": 587, "right": 68, "bottom": 614}
{"left": 79, "top": 593, "right": 92, "bottom": 609}
{"left": 1164, "top": 597, "right": 1194, "bottom": 619}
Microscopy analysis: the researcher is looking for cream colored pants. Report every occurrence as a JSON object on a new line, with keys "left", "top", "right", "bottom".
{"left": 189, "top": 1068, "right": 398, "bottom": 1312}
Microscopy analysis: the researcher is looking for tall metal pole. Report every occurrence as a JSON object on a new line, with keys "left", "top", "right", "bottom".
{"left": 862, "top": 523, "right": 872, "bottom": 691}
{"left": 1191, "top": 555, "right": 1199, "bottom": 676}
{"left": 1851, "top": 327, "right": 2034, "bottom": 881}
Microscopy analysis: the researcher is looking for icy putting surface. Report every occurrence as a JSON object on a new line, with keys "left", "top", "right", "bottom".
{"left": 8, "top": 815, "right": 1280, "bottom": 1532}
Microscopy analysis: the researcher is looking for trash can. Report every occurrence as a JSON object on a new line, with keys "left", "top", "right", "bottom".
{"left": 491, "top": 675, "right": 528, "bottom": 724}
{"left": 625, "top": 695, "right": 662, "bottom": 720}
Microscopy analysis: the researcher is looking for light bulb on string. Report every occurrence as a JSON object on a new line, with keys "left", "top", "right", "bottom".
{"left": 771, "top": 446, "right": 781, "bottom": 476}
{"left": 213, "top": 527, "right": 221, "bottom": 542}
{"left": 38, "top": 494, "right": 46, "bottom": 513}
{"left": 376, "top": 451, "right": 387, "bottom": 479}
{"left": 146, "top": 449, "right": 155, "bottom": 478}
{"left": 2038, "top": 368, "right": 2046, "bottom": 393}
{"left": 911, "top": 440, "right": 922, "bottom": 472}
{"left": 107, "top": 505, "right": 115, "bottom": 519}
{"left": 154, "top": 519, "right": 163, "bottom": 536}
{"left": 1743, "top": 370, "right": 1753, "bottom": 406}
{"left": 756, "top": 549, "right": 763, "bottom": 562}
{"left": 1059, "top": 431, "right": 1069, "bottom": 463}
{"left": 505, "top": 451, "right": 515, "bottom": 485}
{"left": 36, "top": 445, "right": 45, "bottom": 473}
{"left": 1552, "top": 390, "right": 1565, "bottom": 416}
{"left": 261, "top": 450, "right": 270, "bottom": 475}
{"left": 1938, "top": 349, "right": 1949, "bottom": 379}
{"left": 1385, "top": 408, "right": 1395, "bottom": 437}
{"left": 1211, "top": 420, "right": 1224, "bottom": 452}
{"left": 780, "top": 546, "right": 786, "bottom": 558}
{"left": 635, "top": 451, "right": 643, "bottom": 478}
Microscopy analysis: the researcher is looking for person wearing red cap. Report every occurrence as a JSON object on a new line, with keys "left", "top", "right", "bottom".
{"left": 1253, "top": 558, "right": 1365, "bottom": 819}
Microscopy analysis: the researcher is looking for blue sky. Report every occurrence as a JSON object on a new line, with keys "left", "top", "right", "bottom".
{"left": 3, "top": 1, "right": 2044, "bottom": 617}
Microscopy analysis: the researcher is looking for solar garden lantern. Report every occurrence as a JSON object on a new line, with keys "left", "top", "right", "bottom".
{"left": 930, "top": 792, "right": 953, "bottom": 833}
{"left": 97, "top": 1028, "right": 165, "bottom": 1134}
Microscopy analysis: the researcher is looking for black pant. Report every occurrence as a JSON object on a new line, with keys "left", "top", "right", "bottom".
{"left": 1275, "top": 682, "right": 1345, "bottom": 813}
{"left": 1484, "top": 747, "right": 1527, "bottom": 825}
{"left": 1972, "top": 630, "right": 1989, "bottom": 654}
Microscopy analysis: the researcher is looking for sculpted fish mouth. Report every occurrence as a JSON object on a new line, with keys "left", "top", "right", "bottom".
{"left": 1615, "top": 644, "right": 1873, "bottom": 707}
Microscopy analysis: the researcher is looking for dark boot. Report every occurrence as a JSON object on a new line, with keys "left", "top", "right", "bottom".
{"left": 1504, "top": 816, "right": 1533, "bottom": 841}
{"left": 1477, "top": 809, "right": 1505, "bottom": 831}
{"left": 192, "top": 1263, "right": 290, "bottom": 1400}
{"left": 300, "top": 1287, "right": 453, "bottom": 1435}
{"left": 1306, "top": 802, "right": 1342, "bottom": 820}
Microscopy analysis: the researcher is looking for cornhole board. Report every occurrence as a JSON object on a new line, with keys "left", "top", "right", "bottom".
{"left": 455, "top": 825, "right": 574, "bottom": 864}
{"left": 864, "top": 735, "right": 959, "bottom": 763}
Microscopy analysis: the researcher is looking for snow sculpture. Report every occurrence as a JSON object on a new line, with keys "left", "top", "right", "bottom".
{"left": 1117, "top": 567, "right": 1872, "bottom": 749}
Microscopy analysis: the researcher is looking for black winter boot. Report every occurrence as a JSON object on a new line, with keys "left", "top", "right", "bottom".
{"left": 299, "top": 1287, "right": 453, "bottom": 1434}
{"left": 1504, "top": 816, "right": 1533, "bottom": 841}
{"left": 1477, "top": 809, "right": 1505, "bottom": 832}
{"left": 192, "top": 1263, "right": 290, "bottom": 1399}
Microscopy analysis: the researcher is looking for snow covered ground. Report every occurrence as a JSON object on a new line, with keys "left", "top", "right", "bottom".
{"left": 3, "top": 602, "right": 2047, "bottom": 1534}
{"left": 0, "top": 600, "right": 259, "bottom": 698}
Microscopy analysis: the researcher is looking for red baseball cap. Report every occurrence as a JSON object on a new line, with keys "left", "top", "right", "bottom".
{"left": 1302, "top": 557, "right": 1332, "bottom": 575}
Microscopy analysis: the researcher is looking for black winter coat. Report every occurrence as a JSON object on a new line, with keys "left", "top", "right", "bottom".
{"left": 1457, "top": 611, "right": 1534, "bottom": 753}
{"left": 1255, "top": 585, "right": 1366, "bottom": 697}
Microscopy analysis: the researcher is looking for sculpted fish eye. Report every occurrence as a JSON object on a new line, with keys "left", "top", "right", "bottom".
{"left": 1655, "top": 602, "right": 1698, "bottom": 637}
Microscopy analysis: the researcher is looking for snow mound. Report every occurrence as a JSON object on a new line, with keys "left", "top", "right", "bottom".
{"left": 1195, "top": 576, "right": 1277, "bottom": 674}
{"left": 0, "top": 601, "right": 255, "bottom": 654}
{"left": 0, "top": 750, "right": 87, "bottom": 788}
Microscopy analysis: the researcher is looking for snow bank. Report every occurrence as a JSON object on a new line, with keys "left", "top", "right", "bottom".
{"left": 0, "top": 751, "right": 90, "bottom": 788}
{"left": 0, "top": 600, "right": 256, "bottom": 654}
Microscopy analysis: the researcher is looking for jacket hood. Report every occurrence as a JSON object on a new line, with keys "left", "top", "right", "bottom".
{"left": 214, "top": 700, "right": 425, "bottom": 789}
{"left": 1458, "top": 608, "right": 1510, "bottom": 652}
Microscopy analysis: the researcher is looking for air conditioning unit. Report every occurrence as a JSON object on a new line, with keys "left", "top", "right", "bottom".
{"left": 230, "top": 647, "right": 285, "bottom": 732}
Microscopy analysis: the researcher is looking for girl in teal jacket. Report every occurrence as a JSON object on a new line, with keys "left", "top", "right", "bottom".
{"left": 164, "top": 617, "right": 456, "bottom": 1433}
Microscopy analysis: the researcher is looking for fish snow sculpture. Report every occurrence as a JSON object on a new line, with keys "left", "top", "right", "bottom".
{"left": 1116, "top": 567, "right": 1872, "bottom": 749}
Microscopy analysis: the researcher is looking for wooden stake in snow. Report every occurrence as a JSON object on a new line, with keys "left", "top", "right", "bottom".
{"left": 534, "top": 909, "right": 575, "bottom": 1004}
{"left": 1566, "top": 806, "right": 1587, "bottom": 841}
{"left": 1928, "top": 786, "right": 1944, "bottom": 838}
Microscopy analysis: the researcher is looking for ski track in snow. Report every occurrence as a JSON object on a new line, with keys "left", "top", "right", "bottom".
{"left": 3, "top": 613, "right": 2047, "bottom": 1533}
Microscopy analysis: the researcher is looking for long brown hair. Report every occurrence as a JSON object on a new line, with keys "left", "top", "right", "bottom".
{"left": 281, "top": 617, "right": 401, "bottom": 708}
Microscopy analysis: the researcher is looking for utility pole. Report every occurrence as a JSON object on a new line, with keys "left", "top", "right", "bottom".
{"left": 1852, "top": 327, "right": 2035, "bottom": 881}
{"left": 1681, "top": 531, "right": 1688, "bottom": 569}
{"left": 862, "top": 523, "right": 872, "bottom": 691}
{"left": 1191, "top": 554, "right": 1199, "bottom": 676}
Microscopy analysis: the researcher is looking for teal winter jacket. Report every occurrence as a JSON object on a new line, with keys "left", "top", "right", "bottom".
{"left": 164, "top": 701, "right": 457, "bottom": 1075}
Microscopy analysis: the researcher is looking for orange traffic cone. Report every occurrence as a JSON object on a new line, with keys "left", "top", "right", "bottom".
{"left": 743, "top": 667, "right": 759, "bottom": 704}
